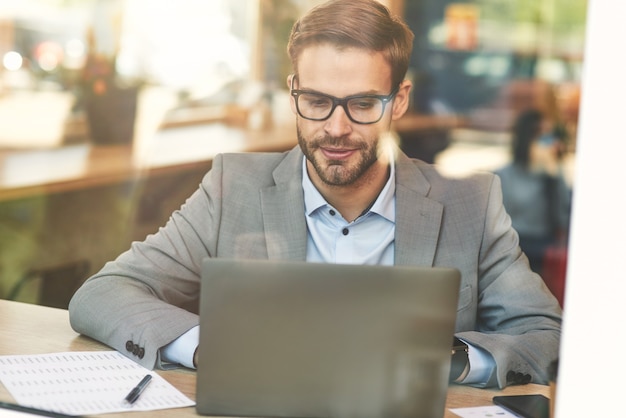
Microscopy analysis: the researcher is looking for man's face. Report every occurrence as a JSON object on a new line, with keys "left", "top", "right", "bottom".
{"left": 289, "top": 44, "right": 410, "bottom": 189}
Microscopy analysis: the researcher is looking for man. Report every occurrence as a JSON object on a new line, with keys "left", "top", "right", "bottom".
{"left": 69, "top": 0, "right": 561, "bottom": 389}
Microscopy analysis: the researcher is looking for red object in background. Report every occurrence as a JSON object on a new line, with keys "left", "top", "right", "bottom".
{"left": 542, "top": 246, "right": 568, "bottom": 307}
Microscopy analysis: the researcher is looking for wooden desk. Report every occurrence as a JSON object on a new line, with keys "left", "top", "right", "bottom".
{"left": 393, "top": 113, "right": 463, "bottom": 163}
{"left": 0, "top": 113, "right": 461, "bottom": 203}
{"left": 0, "top": 299, "right": 549, "bottom": 417}
{"left": 0, "top": 122, "right": 297, "bottom": 203}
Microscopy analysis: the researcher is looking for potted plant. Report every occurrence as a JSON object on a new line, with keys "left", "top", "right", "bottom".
{"left": 79, "top": 0, "right": 140, "bottom": 145}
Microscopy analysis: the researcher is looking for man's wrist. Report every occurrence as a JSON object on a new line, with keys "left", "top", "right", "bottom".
{"left": 160, "top": 325, "right": 200, "bottom": 369}
{"left": 449, "top": 337, "right": 469, "bottom": 382}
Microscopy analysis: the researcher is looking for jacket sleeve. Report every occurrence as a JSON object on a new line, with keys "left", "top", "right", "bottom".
{"left": 456, "top": 175, "right": 562, "bottom": 388}
{"left": 68, "top": 155, "right": 228, "bottom": 369}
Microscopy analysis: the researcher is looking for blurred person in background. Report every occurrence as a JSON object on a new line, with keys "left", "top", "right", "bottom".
{"left": 495, "top": 109, "right": 572, "bottom": 274}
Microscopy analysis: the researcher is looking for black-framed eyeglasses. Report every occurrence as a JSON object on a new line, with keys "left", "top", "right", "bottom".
{"left": 290, "top": 75, "right": 399, "bottom": 125}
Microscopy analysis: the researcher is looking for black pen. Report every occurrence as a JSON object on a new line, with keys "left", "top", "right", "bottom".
{"left": 124, "top": 374, "right": 152, "bottom": 405}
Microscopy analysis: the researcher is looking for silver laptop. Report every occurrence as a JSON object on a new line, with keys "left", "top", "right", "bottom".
{"left": 196, "top": 258, "right": 460, "bottom": 418}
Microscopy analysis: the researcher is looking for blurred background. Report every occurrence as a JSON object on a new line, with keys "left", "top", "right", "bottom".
{"left": 0, "top": 0, "right": 586, "bottom": 308}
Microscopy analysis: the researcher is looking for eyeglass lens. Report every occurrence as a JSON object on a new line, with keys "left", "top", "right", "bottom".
{"left": 296, "top": 93, "right": 386, "bottom": 124}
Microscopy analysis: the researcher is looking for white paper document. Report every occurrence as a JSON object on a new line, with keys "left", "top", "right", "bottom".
{"left": 449, "top": 405, "right": 518, "bottom": 417}
{"left": 0, "top": 351, "right": 195, "bottom": 416}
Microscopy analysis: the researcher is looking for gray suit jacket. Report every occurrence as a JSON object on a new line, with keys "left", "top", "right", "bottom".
{"left": 69, "top": 146, "right": 561, "bottom": 388}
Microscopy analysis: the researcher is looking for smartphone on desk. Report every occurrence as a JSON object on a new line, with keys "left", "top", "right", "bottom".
{"left": 493, "top": 394, "right": 550, "bottom": 418}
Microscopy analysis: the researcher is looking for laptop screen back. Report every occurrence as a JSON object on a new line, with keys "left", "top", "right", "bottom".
{"left": 196, "top": 259, "right": 460, "bottom": 418}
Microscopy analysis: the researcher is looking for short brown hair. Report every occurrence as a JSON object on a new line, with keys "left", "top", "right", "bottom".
{"left": 287, "top": 0, "right": 414, "bottom": 88}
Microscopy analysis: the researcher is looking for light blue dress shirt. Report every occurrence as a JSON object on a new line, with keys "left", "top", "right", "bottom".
{"left": 162, "top": 156, "right": 494, "bottom": 384}
{"left": 302, "top": 157, "right": 396, "bottom": 265}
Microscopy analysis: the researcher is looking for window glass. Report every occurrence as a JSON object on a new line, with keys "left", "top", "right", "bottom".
{"left": 402, "top": 0, "right": 585, "bottom": 306}
{"left": 0, "top": 0, "right": 585, "bottom": 310}
{"left": 0, "top": 0, "right": 259, "bottom": 305}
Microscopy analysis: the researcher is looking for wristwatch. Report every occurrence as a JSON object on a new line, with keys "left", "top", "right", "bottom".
{"left": 449, "top": 337, "right": 469, "bottom": 383}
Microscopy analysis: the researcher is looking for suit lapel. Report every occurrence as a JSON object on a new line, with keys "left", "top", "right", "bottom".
{"left": 258, "top": 147, "right": 444, "bottom": 265}
{"left": 394, "top": 152, "right": 443, "bottom": 267}
{"left": 260, "top": 147, "right": 308, "bottom": 261}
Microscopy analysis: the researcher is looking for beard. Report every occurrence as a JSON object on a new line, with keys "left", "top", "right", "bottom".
{"left": 297, "top": 125, "right": 380, "bottom": 187}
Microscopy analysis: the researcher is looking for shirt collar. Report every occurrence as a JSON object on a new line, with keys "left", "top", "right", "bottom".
{"left": 302, "top": 156, "right": 396, "bottom": 222}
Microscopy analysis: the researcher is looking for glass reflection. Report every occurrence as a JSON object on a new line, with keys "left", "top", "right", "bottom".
{"left": 0, "top": 0, "right": 585, "bottom": 312}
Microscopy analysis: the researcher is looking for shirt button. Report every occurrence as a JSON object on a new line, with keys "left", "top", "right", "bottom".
{"left": 342, "top": 228, "right": 349, "bottom": 236}
{"left": 329, "top": 209, "right": 336, "bottom": 216}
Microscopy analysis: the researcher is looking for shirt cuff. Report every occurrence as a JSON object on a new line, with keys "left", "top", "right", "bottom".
{"left": 459, "top": 340, "right": 496, "bottom": 385}
{"left": 160, "top": 325, "right": 199, "bottom": 369}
